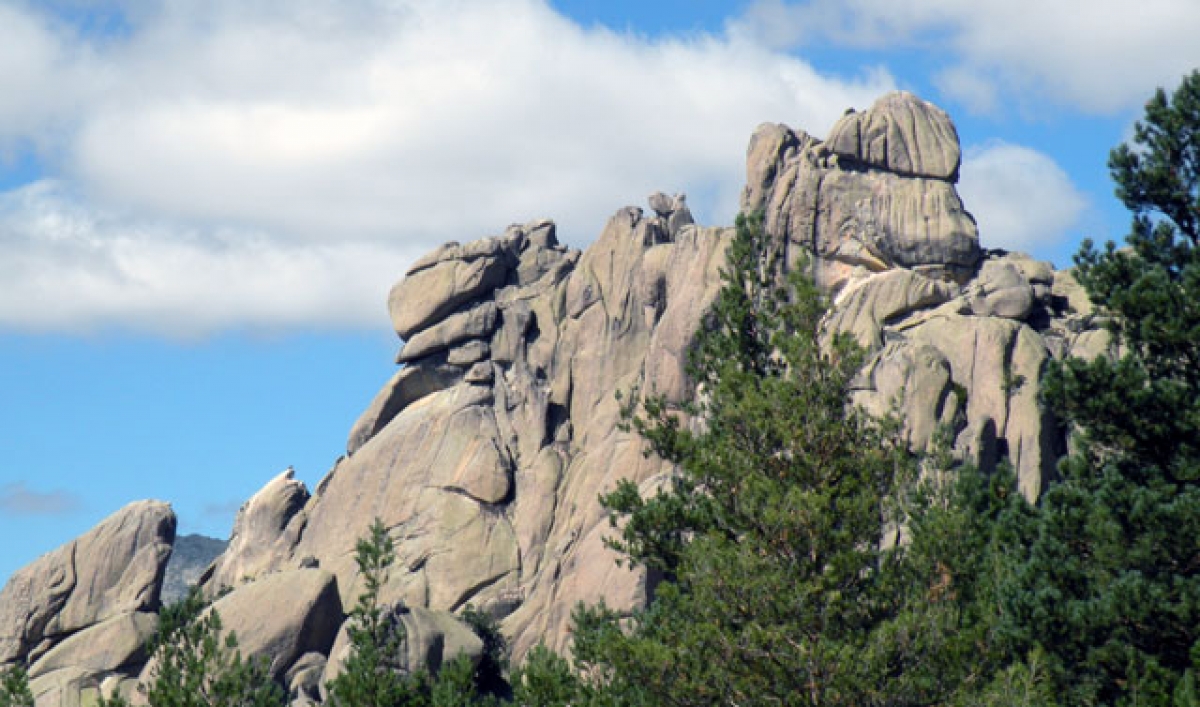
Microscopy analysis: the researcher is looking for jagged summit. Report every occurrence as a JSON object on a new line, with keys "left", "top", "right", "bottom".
{"left": 0, "top": 92, "right": 1109, "bottom": 707}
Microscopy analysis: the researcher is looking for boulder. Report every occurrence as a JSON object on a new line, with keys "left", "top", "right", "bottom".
{"left": 396, "top": 302, "right": 500, "bottom": 363}
{"left": 28, "top": 612, "right": 156, "bottom": 679}
{"left": 0, "top": 501, "right": 174, "bottom": 665}
{"left": 828, "top": 269, "right": 959, "bottom": 347}
{"left": 825, "top": 91, "right": 962, "bottom": 181}
{"left": 206, "top": 569, "right": 342, "bottom": 680}
{"left": 388, "top": 236, "right": 516, "bottom": 339}
{"left": 969, "top": 258, "right": 1035, "bottom": 320}
{"left": 811, "top": 170, "right": 980, "bottom": 280}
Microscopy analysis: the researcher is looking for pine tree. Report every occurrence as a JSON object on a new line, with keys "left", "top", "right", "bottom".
{"left": 509, "top": 646, "right": 588, "bottom": 706}
{"left": 1007, "top": 69, "right": 1200, "bottom": 706}
{"left": 326, "top": 518, "right": 429, "bottom": 707}
{"left": 100, "top": 587, "right": 284, "bottom": 707}
{"left": 571, "top": 212, "right": 933, "bottom": 706}
{"left": 0, "top": 665, "right": 33, "bottom": 707}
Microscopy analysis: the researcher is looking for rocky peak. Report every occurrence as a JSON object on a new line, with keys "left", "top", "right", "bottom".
{"left": 825, "top": 91, "right": 962, "bottom": 181}
{"left": 743, "top": 90, "right": 980, "bottom": 292}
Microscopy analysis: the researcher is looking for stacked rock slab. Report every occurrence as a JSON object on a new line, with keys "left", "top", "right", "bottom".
{"left": 0, "top": 501, "right": 175, "bottom": 707}
{"left": 743, "top": 91, "right": 1104, "bottom": 501}
{"left": 742, "top": 90, "right": 980, "bottom": 292}
{"left": 201, "top": 196, "right": 730, "bottom": 662}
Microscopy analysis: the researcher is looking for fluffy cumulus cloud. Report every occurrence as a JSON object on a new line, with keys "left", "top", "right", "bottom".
{"left": 957, "top": 142, "right": 1087, "bottom": 254}
{"left": 0, "top": 481, "right": 83, "bottom": 516}
{"left": 734, "top": 0, "right": 1200, "bottom": 115}
{"left": 0, "top": 0, "right": 895, "bottom": 336}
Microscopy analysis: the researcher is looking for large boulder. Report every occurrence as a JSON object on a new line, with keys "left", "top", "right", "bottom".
{"left": 388, "top": 236, "right": 517, "bottom": 339}
{"left": 825, "top": 91, "right": 962, "bottom": 180}
{"left": 0, "top": 501, "right": 175, "bottom": 666}
{"left": 28, "top": 613, "right": 157, "bottom": 680}
{"left": 204, "top": 569, "right": 342, "bottom": 680}
{"left": 741, "top": 92, "right": 981, "bottom": 292}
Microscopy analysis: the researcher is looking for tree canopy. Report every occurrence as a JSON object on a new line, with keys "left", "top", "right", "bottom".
{"left": 1006, "top": 68, "right": 1200, "bottom": 706}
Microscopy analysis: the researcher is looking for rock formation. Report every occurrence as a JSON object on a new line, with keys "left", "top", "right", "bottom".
{"left": 206, "top": 202, "right": 731, "bottom": 666}
{"left": 0, "top": 501, "right": 174, "bottom": 706}
{"left": 742, "top": 92, "right": 1100, "bottom": 501}
{"left": 0, "top": 90, "right": 1109, "bottom": 706}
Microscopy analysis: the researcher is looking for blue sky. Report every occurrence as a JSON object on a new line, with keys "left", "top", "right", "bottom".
{"left": 1, "top": 0, "right": 1197, "bottom": 586}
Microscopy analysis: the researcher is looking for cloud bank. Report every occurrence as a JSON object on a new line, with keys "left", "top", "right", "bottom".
{"left": 0, "top": 0, "right": 898, "bottom": 336}
{"left": 736, "top": 0, "right": 1200, "bottom": 115}
{"left": 958, "top": 142, "right": 1088, "bottom": 255}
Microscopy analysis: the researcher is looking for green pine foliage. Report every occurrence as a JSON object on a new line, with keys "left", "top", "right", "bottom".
{"left": 569, "top": 212, "right": 1011, "bottom": 706}
{"left": 99, "top": 586, "right": 284, "bottom": 707}
{"left": 509, "top": 646, "right": 589, "bottom": 706}
{"left": 326, "top": 518, "right": 429, "bottom": 707}
{"left": 327, "top": 520, "right": 514, "bottom": 707}
{"left": 1003, "top": 69, "right": 1200, "bottom": 706}
{"left": 0, "top": 665, "right": 33, "bottom": 707}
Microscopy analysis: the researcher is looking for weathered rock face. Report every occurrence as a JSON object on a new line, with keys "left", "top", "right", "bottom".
{"left": 205, "top": 206, "right": 731, "bottom": 661}
{"left": 203, "top": 468, "right": 309, "bottom": 592}
{"left": 3, "top": 90, "right": 1112, "bottom": 704}
{"left": 190, "top": 90, "right": 1107, "bottom": 670}
{"left": 838, "top": 247, "right": 1098, "bottom": 501}
{"left": 0, "top": 501, "right": 174, "bottom": 706}
{"left": 743, "top": 91, "right": 980, "bottom": 292}
{"left": 0, "top": 501, "right": 174, "bottom": 667}
{"left": 204, "top": 569, "right": 342, "bottom": 680}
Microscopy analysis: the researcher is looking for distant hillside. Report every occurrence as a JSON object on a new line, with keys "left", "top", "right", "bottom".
{"left": 161, "top": 533, "right": 226, "bottom": 604}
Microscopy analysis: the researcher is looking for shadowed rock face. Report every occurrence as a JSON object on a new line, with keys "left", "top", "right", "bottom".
{"left": 3, "top": 91, "right": 1113, "bottom": 704}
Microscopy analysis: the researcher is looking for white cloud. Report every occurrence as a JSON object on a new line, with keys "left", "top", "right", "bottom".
{"left": 0, "top": 0, "right": 895, "bottom": 335}
{"left": 733, "top": 0, "right": 1200, "bottom": 115}
{"left": 0, "top": 181, "right": 423, "bottom": 335}
{"left": 957, "top": 141, "right": 1087, "bottom": 255}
